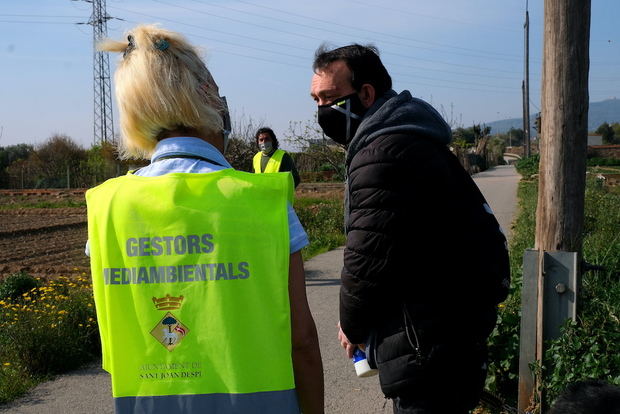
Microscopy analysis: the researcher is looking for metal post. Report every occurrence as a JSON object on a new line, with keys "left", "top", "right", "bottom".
{"left": 519, "top": 250, "right": 578, "bottom": 412}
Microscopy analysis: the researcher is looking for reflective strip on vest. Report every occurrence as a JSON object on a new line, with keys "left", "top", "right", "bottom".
{"left": 86, "top": 169, "right": 297, "bottom": 413}
{"left": 115, "top": 389, "right": 299, "bottom": 413}
{"left": 253, "top": 149, "right": 285, "bottom": 173}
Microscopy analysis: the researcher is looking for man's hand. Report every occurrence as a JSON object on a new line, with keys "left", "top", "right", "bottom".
{"left": 337, "top": 322, "right": 362, "bottom": 359}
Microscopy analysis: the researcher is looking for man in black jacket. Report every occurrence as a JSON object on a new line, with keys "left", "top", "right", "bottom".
{"left": 310, "top": 44, "right": 510, "bottom": 413}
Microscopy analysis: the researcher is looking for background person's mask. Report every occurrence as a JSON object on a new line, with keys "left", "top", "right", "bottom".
{"left": 259, "top": 141, "right": 273, "bottom": 154}
{"left": 317, "top": 93, "right": 366, "bottom": 146}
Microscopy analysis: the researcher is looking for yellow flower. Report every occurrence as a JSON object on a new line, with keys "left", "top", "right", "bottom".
{"left": 58, "top": 310, "right": 68, "bottom": 315}
{"left": 78, "top": 324, "right": 83, "bottom": 327}
{"left": 51, "top": 323, "right": 57, "bottom": 328}
{"left": 3, "top": 362, "right": 11, "bottom": 366}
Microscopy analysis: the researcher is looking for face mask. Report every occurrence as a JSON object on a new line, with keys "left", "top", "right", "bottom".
{"left": 259, "top": 141, "right": 273, "bottom": 154}
{"left": 317, "top": 92, "right": 366, "bottom": 146}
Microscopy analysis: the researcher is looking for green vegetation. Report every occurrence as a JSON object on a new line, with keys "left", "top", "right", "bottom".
{"left": 486, "top": 175, "right": 620, "bottom": 410}
{"left": 594, "top": 121, "right": 620, "bottom": 145}
{"left": 295, "top": 196, "right": 345, "bottom": 259}
{"left": 514, "top": 154, "right": 540, "bottom": 179}
{"left": 0, "top": 274, "right": 99, "bottom": 404}
{"left": 587, "top": 157, "right": 620, "bottom": 167}
{"left": 0, "top": 272, "right": 41, "bottom": 300}
{"left": 515, "top": 153, "right": 620, "bottom": 178}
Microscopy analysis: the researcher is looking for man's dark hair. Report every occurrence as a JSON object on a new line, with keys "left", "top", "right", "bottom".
{"left": 313, "top": 43, "right": 392, "bottom": 97}
{"left": 548, "top": 380, "right": 620, "bottom": 414}
{"left": 255, "top": 127, "right": 279, "bottom": 150}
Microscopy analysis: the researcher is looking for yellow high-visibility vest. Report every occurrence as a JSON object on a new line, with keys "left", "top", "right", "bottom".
{"left": 86, "top": 169, "right": 298, "bottom": 413}
{"left": 253, "top": 149, "right": 286, "bottom": 173}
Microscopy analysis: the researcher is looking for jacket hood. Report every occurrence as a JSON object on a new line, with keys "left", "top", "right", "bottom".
{"left": 346, "top": 90, "right": 452, "bottom": 164}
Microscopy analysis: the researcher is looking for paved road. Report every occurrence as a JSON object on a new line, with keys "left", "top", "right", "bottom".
{"left": 0, "top": 165, "right": 520, "bottom": 414}
{"left": 472, "top": 165, "right": 521, "bottom": 242}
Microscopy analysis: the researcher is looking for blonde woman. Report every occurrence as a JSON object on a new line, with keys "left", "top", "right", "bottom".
{"left": 87, "top": 25, "right": 323, "bottom": 413}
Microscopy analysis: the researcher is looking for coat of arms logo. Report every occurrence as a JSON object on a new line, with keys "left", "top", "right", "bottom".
{"left": 150, "top": 294, "right": 189, "bottom": 351}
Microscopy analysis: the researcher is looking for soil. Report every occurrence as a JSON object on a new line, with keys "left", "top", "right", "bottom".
{"left": 0, "top": 207, "right": 89, "bottom": 279}
{"left": 0, "top": 184, "right": 344, "bottom": 280}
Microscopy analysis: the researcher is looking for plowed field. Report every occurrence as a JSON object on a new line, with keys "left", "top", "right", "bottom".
{"left": 0, "top": 183, "right": 344, "bottom": 279}
{"left": 0, "top": 207, "right": 89, "bottom": 278}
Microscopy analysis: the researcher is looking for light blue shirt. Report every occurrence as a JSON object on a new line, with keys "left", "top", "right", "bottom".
{"left": 133, "top": 137, "right": 309, "bottom": 253}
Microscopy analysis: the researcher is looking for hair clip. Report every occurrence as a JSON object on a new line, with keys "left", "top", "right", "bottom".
{"left": 123, "top": 35, "right": 135, "bottom": 58}
{"left": 154, "top": 39, "right": 170, "bottom": 51}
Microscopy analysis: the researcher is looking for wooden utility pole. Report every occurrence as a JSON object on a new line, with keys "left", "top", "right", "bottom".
{"left": 537, "top": 0, "right": 590, "bottom": 255}
{"left": 529, "top": 0, "right": 591, "bottom": 410}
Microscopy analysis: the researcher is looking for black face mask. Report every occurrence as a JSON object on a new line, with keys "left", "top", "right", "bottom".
{"left": 317, "top": 93, "right": 366, "bottom": 146}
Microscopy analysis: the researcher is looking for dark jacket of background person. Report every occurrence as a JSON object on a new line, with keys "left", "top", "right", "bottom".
{"left": 340, "top": 89, "right": 510, "bottom": 406}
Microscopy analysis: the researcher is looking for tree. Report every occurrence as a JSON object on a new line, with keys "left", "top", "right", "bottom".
{"left": 226, "top": 114, "right": 264, "bottom": 172}
{"left": 285, "top": 118, "right": 345, "bottom": 180}
{"left": 452, "top": 127, "right": 476, "bottom": 145}
{"left": 595, "top": 122, "right": 615, "bottom": 144}
{"left": 30, "top": 134, "right": 87, "bottom": 188}
{"left": 611, "top": 122, "right": 620, "bottom": 142}
{"left": 0, "top": 144, "right": 34, "bottom": 188}
{"left": 472, "top": 124, "right": 492, "bottom": 142}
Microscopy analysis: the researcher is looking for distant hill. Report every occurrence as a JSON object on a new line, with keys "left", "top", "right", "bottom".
{"left": 485, "top": 98, "right": 620, "bottom": 135}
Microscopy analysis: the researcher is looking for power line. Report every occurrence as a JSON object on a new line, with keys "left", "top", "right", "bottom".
{"left": 178, "top": 0, "right": 525, "bottom": 63}
{"left": 108, "top": 6, "right": 309, "bottom": 62}
{"left": 0, "top": 14, "right": 83, "bottom": 18}
{"left": 117, "top": 17, "right": 309, "bottom": 70}
{"left": 230, "top": 0, "right": 524, "bottom": 59}
{"left": 125, "top": 1, "right": 526, "bottom": 77}
{"left": 109, "top": 6, "right": 525, "bottom": 92}
{"left": 345, "top": 0, "right": 521, "bottom": 34}
{"left": 392, "top": 70, "right": 518, "bottom": 91}
{"left": 0, "top": 20, "right": 78, "bottom": 24}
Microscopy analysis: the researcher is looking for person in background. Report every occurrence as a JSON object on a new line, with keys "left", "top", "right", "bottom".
{"left": 253, "top": 127, "right": 301, "bottom": 188}
{"left": 310, "top": 43, "right": 510, "bottom": 414}
{"left": 88, "top": 24, "right": 323, "bottom": 414}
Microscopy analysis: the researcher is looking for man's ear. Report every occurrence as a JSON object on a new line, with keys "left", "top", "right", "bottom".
{"left": 358, "top": 84, "right": 376, "bottom": 108}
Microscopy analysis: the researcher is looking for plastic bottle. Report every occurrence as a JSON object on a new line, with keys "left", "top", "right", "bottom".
{"left": 352, "top": 347, "right": 378, "bottom": 377}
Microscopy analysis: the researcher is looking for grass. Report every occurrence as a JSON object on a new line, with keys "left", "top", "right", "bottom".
{"left": 294, "top": 195, "right": 345, "bottom": 259}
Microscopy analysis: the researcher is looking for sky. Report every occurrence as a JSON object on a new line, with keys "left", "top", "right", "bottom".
{"left": 1, "top": 0, "right": 619, "bottom": 150}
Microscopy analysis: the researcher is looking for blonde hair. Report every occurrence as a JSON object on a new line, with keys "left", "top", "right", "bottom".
{"left": 98, "top": 25, "right": 224, "bottom": 159}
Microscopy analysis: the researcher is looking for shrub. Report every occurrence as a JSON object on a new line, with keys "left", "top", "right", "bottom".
{"left": 486, "top": 176, "right": 620, "bottom": 410}
{"left": 515, "top": 154, "right": 540, "bottom": 179}
{"left": 295, "top": 196, "right": 345, "bottom": 259}
{"left": 0, "top": 275, "right": 100, "bottom": 403}
{"left": 0, "top": 272, "right": 41, "bottom": 300}
{"left": 587, "top": 157, "right": 620, "bottom": 167}
{"left": 541, "top": 177, "right": 620, "bottom": 406}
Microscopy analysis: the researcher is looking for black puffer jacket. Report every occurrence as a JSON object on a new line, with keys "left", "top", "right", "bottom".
{"left": 340, "top": 91, "right": 509, "bottom": 346}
